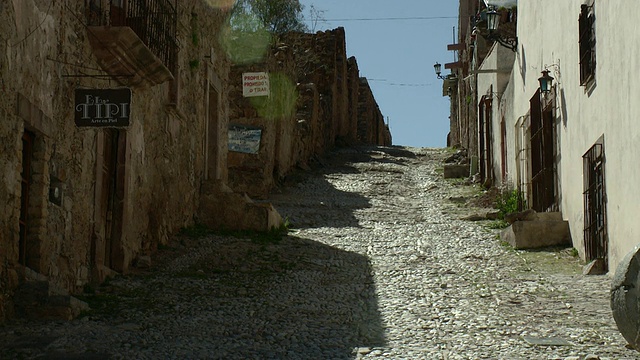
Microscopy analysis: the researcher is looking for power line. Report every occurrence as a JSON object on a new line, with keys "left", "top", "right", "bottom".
{"left": 305, "top": 16, "right": 456, "bottom": 22}
{"left": 368, "top": 79, "right": 432, "bottom": 87}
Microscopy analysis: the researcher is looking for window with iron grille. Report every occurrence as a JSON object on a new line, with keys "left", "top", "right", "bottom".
{"left": 515, "top": 115, "right": 530, "bottom": 211}
{"left": 85, "top": 0, "right": 178, "bottom": 73}
{"left": 578, "top": 3, "right": 596, "bottom": 86}
{"left": 583, "top": 137, "right": 607, "bottom": 270}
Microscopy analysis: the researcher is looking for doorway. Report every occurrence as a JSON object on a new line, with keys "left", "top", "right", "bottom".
{"left": 96, "top": 129, "right": 126, "bottom": 271}
{"left": 19, "top": 130, "right": 35, "bottom": 267}
{"left": 583, "top": 137, "right": 607, "bottom": 270}
{"left": 478, "top": 96, "right": 493, "bottom": 186}
{"left": 530, "top": 89, "right": 557, "bottom": 212}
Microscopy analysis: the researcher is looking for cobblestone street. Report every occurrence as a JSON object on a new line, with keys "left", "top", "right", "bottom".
{"left": 0, "top": 146, "right": 635, "bottom": 359}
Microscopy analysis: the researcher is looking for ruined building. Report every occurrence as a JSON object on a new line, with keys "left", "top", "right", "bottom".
{"left": 227, "top": 28, "right": 392, "bottom": 198}
{"left": 0, "top": 1, "right": 390, "bottom": 322}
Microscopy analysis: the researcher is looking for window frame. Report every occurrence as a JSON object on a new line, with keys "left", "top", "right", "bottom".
{"left": 578, "top": 3, "right": 596, "bottom": 86}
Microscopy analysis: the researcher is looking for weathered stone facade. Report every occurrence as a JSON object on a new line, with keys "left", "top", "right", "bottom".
{"left": 0, "top": 0, "right": 232, "bottom": 322}
{"left": 0, "top": 3, "right": 391, "bottom": 323}
{"left": 357, "top": 78, "right": 392, "bottom": 146}
{"left": 227, "top": 42, "right": 298, "bottom": 198}
{"left": 227, "top": 28, "right": 391, "bottom": 198}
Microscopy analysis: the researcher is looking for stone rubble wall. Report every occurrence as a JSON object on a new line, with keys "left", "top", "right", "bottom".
{"left": 346, "top": 56, "right": 361, "bottom": 144}
{"left": 358, "top": 78, "right": 392, "bottom": 146}
{"left": 228, "top": 28, "right": 391, "bottom": 198}
{"left": 0, "top": 0, "right": 230, "bottom": 322}
{"left": 0, "top": 4, "right": 392, "bottom": 323}
{"left": 227, "top": 42, "right": 297, "bottom": 199}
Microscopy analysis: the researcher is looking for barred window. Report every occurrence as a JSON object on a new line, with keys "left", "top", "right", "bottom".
{"left": 583, "top": 137, "right": 607, "bottom": 270}
{"left": 578, "top": 4, "right": 596, "bottom": 86}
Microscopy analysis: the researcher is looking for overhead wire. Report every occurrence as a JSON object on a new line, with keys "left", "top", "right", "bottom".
{"left": 368, "top": 79, "right": 432, "bottom": 87}
{"left": 305, "top": 16, "right": 457, "bottom": 23}
{"left": 303, "top": 15, "right": 454, "bottom": 88}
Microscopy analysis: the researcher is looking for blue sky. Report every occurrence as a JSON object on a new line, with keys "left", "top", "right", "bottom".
{"left": 298, "top": 0, "right": 459, "bottom": 148}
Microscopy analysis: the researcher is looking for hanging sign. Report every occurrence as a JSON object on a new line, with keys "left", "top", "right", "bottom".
{"left": 228, "top": 124, "right": 262, "bottom": 154}
{"left": 75, "top": 88, "right": 131, "bottom": 127}
{"left": 242, "top": 72, "right": 270, "bottom": 97}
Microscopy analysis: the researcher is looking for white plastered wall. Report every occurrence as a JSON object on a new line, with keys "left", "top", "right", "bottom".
{"left": 511, "top": 0, "right": 640, "bottom": 273}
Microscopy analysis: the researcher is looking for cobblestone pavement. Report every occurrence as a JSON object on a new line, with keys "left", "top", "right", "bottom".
{"left": 0, "top": 146, "right": 636, "bottom": 359}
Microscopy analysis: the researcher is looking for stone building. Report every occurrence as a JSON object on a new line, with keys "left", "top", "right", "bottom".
{"left": 0, "top": 2, "right": 390, "bottom": 323}
{"left": 0, "top": 0, "right": 238, "bottom": 322}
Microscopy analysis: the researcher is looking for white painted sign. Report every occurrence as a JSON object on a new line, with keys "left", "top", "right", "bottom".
{"left": 228, "top": 124, "right": 262, "bottom": 154}
{"left": 242, "top": 72, "right": 270, "bottom": 97}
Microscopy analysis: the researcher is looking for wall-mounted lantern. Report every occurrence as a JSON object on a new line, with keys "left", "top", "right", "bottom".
{"left": 485, "top": 7, "right": 518, "bottom": 52}
{"left": 538, "top": 70, "right": 554, "bottom": 94}
{"left": 434, "top": 62, "right": 446, "bottom": 80}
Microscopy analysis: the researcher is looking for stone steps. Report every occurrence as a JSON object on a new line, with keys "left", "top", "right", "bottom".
{"left": 14, "top": 268, "right": 89, "bottom": 321}
{"left": 198, "top": 180, "right": 283, "bottom": 232}
{"left": 500, "top": 211, "right": 571, "bottom": 249}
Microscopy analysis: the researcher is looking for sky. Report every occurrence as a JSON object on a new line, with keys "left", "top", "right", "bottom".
{"left": 298, "top": 0, "right": 459, "bottom": 148}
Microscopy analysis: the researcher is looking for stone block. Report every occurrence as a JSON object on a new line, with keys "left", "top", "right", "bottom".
{"left": 611, "top": 246, "right": 640, "bottom": 351}
{"left": 500, "top": 220, "right": 571, "bottom": 249}
{"left": 583, "top": 258, "right": 606, "bottom": 275}
{"left": 133, "top": 255, "right": 152, "bottom": 269}
{"left": 505, "top": 210, "right": 563, "bottom": 224}
{"left": 198, "top": 180, "right": 283, "bottom": 232}
{"left": 7, "top": 269, "right": 19, "bottom": 289}
{"left": 535, "top": 212, "right": 563, "bottom": 221}
{"left": 443, "top": 164, "right": 469, "bottom": 179}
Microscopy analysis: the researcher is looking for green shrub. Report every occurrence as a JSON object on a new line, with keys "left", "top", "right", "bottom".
{"left": 495, "top": 188, "right": 524, "bottom": 220}
{"left": 487, "top": 220, "right": 510, "bottom": 229}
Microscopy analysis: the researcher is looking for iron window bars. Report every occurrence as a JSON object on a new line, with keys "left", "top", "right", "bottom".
{"left": 86, "top": 0, "right": 178, "bottom": 72}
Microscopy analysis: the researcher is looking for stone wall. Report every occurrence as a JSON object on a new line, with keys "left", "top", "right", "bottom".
{"left": 0, "top": 0, "right": 231, "bottom": 322}
{"left": 346, "top": 57, "right": 361, "bottom": 144}
{"left": 227, "top": 28, "right": 391, "bottom": 197}
{"left": 0, "top": 5, "right": 392, "bottom": 322}
{"left": 358, "top": 78, "right": 392, "bottom": 146}
{"left": 227, "top": 42, "right": 297, "bottom": 198}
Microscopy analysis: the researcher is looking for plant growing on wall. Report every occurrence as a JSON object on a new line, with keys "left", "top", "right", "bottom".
{"left": 222, "top": 0, "right": 308, "bottom": 64}
{"left": 230, "top": 0, "right": 308, "bottom": 35}
{"left": 250, "top": 72, "right": 298, "bottom": 120}
{"left": 495, "top": 187, "right": 524, "bottom": 220}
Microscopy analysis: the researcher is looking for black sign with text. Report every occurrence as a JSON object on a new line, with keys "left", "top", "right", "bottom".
{"left": 75, "top": 88, "right": 131, "bottom": 127}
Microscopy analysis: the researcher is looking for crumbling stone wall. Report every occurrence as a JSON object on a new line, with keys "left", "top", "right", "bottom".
{"left": 284, "top": 28, "right": 358, "bottom": 153}
{"left": 290, "top": 28, "right": 389, "bottom": 149}
{"left": 292, "top": 82, "right": 320, "bottom": 169}
{"left": 227, "top": 42, "right": 297, "bottom": 198}
{"left": 0, "top": 0, "right": 230, "bottom": 322}
{"left": 358, "top": 78, "right": 392, "bottom": 146}
{"left": 228, "top": 27, "right": 390, "bottom": 197}
{"left": 346, "top": 57, "right": 361, "bottom": 144}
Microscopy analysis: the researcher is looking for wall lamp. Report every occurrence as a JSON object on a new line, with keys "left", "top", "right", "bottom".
{"left": 486, "top": 7, "right": 518, "bottom": 52}
{"left": 434, "top": 62, "right": 446, "bottom": 80}
{"left": 538, "top": 69, "right": 554, "bottom": 94}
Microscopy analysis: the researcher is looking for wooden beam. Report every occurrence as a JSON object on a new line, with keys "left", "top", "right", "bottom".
{"left": 444, "top": 61, "right": 463, "bottom": 69}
